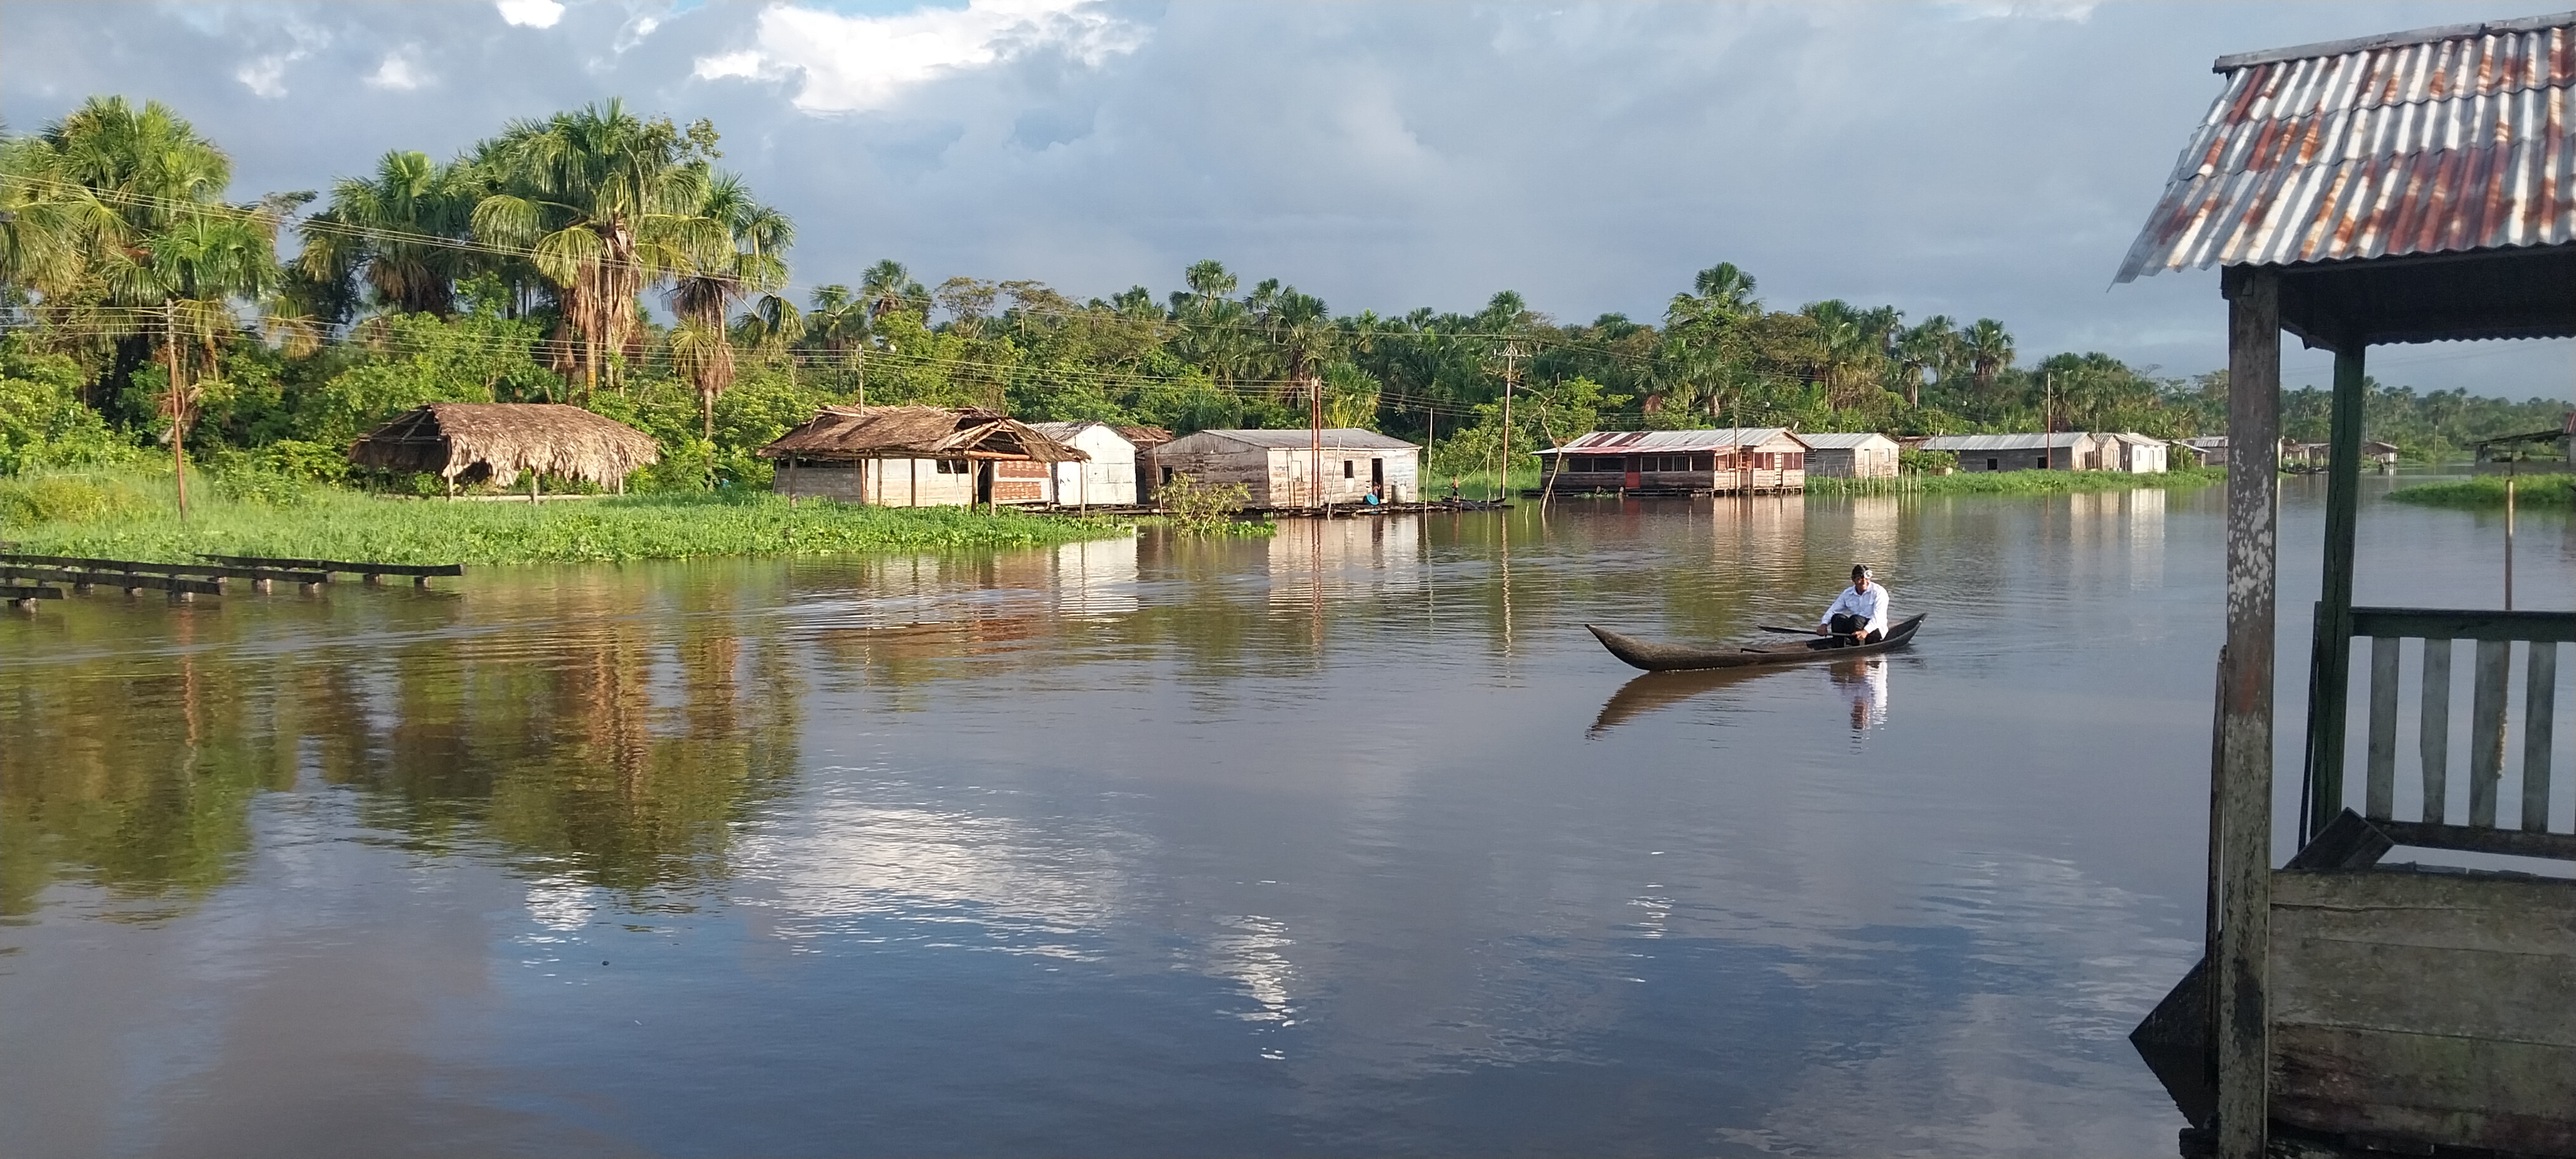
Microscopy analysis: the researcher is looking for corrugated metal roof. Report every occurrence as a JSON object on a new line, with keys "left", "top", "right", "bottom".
{"left": 2116, "top": 11, "right": 2576, "bottom": 282}
{"left": 1545, "top": 428, "right": 1799, "bottom": 453}
{"left": 1171, "top": 428, "right": 1418, "bottom": 451}
{"left": 1918, "top": 433, "right": 2093, "bottom": 452}
{"left": 1792, "top": 432, "right": 1899, "bottom": 449}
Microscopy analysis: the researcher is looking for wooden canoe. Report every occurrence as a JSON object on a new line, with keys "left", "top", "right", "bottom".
{"left": 1586, "top": 614, "right": 1926, "bottom": 672}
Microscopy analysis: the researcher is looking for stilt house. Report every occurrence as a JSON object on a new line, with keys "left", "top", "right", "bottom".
{"left": 1027, "top": 421, "right": 1140, "bottom": 507}
{"left": 758, "top": 406, "right": 1085, "bottom": 508}
{"left": 1116, "top": 426, "right": 1175, "bottom": 499}
{"left": 1796, "top": 432, "right": 1902, "bottom": 478}
{"left": 1915, "top": 432, "right": 2102, "bottom": 472}
{"left": 2116, "top": 14, "right": 2576, "bottom": 1158}
{"left": 1145, "top": 429, "right": 1419, "bottom": 506}
{"left": 1535, "top": 429, "right": 1809, "bottom": 494}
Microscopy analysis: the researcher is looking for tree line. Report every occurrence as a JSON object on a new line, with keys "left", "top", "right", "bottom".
{"left": 2, "top": 95, "right": 2565, "bottom": 492}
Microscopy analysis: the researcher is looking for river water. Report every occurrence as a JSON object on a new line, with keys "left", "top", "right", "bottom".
{"left": 3, "top": 482, "right": 2567, "bottom": 1158}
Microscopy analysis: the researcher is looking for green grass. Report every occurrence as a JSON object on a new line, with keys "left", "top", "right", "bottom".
{"left": 0, "top": 470, "right": 1128, "bottom": 564}
{"left": 1805, "top": 466, "right": 2228, "bottom": 497}
{"left": 1426, "top": 467, "right": 1540, "bottom": 502}
{"left": 2387, "top": 473, "right": 2576, "bottom": 509}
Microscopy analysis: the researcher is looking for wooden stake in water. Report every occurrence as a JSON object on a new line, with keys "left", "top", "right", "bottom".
{"left": 2505, "top": 462, "right": 2516, "bottom": 611}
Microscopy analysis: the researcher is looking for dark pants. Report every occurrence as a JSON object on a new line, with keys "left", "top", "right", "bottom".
{"left": 1828, "top": 614, "right": 1881, "bottom": 645}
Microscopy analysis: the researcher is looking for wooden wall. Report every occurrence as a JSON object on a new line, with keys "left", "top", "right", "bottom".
{"left": 2270, "top": 868, "right": 2576, "bottom": 1156}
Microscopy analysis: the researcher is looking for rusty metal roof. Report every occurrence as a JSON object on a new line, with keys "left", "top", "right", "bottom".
{"left": 2116, "top": 11, "right": 2576, "bottom": 283}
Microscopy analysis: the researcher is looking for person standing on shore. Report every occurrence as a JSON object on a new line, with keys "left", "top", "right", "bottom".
{"left": 1816, "top": 564, "right": 1888, "bottom": 645}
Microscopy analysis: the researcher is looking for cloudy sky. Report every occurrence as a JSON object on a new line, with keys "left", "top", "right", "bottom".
{"left": 4, "top": 1, "right": 2572, "bottom": 397}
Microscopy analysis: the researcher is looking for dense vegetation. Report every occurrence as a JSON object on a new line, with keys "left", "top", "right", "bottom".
{"left": 2, "top": 93, "right": 2567, "bottom": 515}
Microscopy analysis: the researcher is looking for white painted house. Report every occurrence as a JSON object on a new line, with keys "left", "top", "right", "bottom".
{"left": 1026, "top": 421, "right": 1140, "bottom": 507}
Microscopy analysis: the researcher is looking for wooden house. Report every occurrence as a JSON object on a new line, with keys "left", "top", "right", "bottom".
{"left": 1917, "top": 432, "right": 2103, "bottom": 472}
{"left": 1144, "top": 429, "right": 1419, "bottom": 506}
{"left": 1027, "top": 421, "right": 1140, "bottom": 507}
{"left": 1116, "top": 425, "right": 1175, "bottom": 499}
{"left": 756, "top": 406, "right": 1085, "bottom": 508}
{"left": 2116, "top": 14, "right": 2576, "bottom": 1157}
{"left": 1535, "top": 428, "right": 1809, "bottom": 494}
{"left": 2174, "top": 436, "right": 2229, "bottom": 467}
{"left": 1796, "top": 432, "right": 1901, "bottom": 478}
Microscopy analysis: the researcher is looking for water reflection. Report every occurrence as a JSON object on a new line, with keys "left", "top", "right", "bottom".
{"left": 5, "top": 489, "right": 2554, "bottom": 1158}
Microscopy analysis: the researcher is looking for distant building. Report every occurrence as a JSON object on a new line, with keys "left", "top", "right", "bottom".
{"left": 1145, "top": 429, "right": 1419, "bottom": 506}
{"left": 758, "top": 406, "right": 1085, "bottom": 507}
{"left": 1027, "top": 420, "right": 1140, "bottom": 507}
{"left": 1116, "top": 425, "right": 1176, "bottom": 499}
{"left": 1535, "top": 428, "right": 1810, "bottom": 494}
{"left": 2174, "top": 436, "right": 2229, "bottom": 467}
{"left": 2098, "top": 432, "right": 2171, "bottom": 473}
{"left": 1918, "top": 432, "right": 2102, "bottom": 472}
{"left": 1796, "top": 432, "right": 1902, "bottom": 479}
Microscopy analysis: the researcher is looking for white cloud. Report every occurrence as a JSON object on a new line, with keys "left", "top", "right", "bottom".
{"left": 231, "top": 22, "right": 327, "bottom": 98}
{"left": 496, "top": 0, "right": 566, "bottom": 29}
{"left": 696, "top": 0, "right": 1145, "bottom": 113}
{"left": 365, "top": 52, "right": 431, "bottom": 90}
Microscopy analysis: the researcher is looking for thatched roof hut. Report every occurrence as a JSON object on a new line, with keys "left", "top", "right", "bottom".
{"left": 756, "top": 406, "right": 1088, "bottom": 464}
{"left": 349, "top": 403, "right": 660, "bottom": 489}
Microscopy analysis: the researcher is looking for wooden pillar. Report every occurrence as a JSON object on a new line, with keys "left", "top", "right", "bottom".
{"left": 2302, "top": 343, "right": 2368, "bottom": 842}
{"left": 2216, "top": 268, "right": 2281, "bottom": 1159}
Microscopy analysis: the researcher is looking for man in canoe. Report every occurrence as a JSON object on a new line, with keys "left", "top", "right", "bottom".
{"left": 1815, "top": 564, "right": 1888, "bottom": 646}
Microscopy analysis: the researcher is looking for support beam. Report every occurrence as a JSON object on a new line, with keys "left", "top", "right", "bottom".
{"left": 2303, "top": 344, "right": 2368, "bottom": 841}
{"left": 2218, "top": 268, "right": 2281, "bottom": 1159}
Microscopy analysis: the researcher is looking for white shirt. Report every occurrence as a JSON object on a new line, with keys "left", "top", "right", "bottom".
{"left": 1819, "top": 583, "right": 1890, "bottom": 636}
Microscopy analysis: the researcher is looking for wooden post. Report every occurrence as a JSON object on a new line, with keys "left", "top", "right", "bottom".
{"left": 2302, "top": 344, "right": 2368, "bottom": 842}
{"left": 528, "top": 471, "right": 541, "bottom": 505}
{"left": 2216, "top": 268, "right": 2281, "bottom": 1159}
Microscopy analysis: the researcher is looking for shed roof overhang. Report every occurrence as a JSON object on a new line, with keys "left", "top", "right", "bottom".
{"left": 2229, "top": 244, "right": 2576, "bottom": 353}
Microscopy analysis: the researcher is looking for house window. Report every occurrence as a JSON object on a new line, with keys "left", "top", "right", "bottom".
{"left": 1693, "top": 454, "right": 1713, "bottom": 471}
{"left": 1987, "top": 458, "right": 2000, "bottom": 470}
{"left": 2036, "top": 456, "right": 2048, "bottom": 468}
{"left": 1343, "top": 460, "right": 1354, "bottom": 478}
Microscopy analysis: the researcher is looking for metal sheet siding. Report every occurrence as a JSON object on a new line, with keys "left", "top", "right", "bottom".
{"left": 2118, "top": 18, "right": 2576, "bottom": 281}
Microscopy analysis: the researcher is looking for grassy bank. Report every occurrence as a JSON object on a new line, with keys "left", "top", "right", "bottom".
{"left": 0, "top": 470, "right": 1127, "bottom": 564}
{"left": 1806, "top": 465, "right": 2228, "bottom": 497}
{"left": 2387, "top": 474, "right": 2576, "bottom": 509}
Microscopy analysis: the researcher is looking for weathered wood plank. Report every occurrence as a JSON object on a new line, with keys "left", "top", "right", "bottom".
{"left": 2527, "top": 642, "right": 2558, "bottom": 833}
{"left": 2271, "top": 1024, "right": 2576, "bottom": 1156}
{"left": 2351, "top": 607, "right": 2576, "bottom": 643}
{"left": 2373, "top": 820, "right": 2576, "bottom": 862}
{"left": 2274, "top": 869, "right": 2576, "bottom": 955}
{"left": 0, "top": 552, "right": 326, "bottom": 585}
{"left": 2217, "top": 266, "right": 2279, "bottom": 1159}
{"left": 2420, "top": 639, "right": 2453, "bottom": 825}
{"left": 2366, "top": 636, "right": 2401, "bottom": 821}
{"left": 2470, "top": 639, "right": 2511, "bottom": 828}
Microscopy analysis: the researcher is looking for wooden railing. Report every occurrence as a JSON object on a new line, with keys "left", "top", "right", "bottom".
{"left": 2310, "top": 607, "right": 2576, "bottom": 860}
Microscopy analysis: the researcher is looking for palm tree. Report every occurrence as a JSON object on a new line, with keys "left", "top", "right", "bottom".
{"left": 98, "top": 204, "right": 280, "bottom": 514}
{"left": 299, "top": 149, "right": 475, "bottom": 318}
{"left": 1666, "top": 261, "right": 1761, "bottom": 342}
{"left": 1961, "top": 318, "right": 2015, "bottom": 394}
{"left": 1894, "top": 316, "right": 1956, "bottom": 408}
{"left": 732, "top": 291, "right": 803, "bottom": 385}
{"left": 667, "top": 172, "right": 792, "bottom": 439}
{"left": 23, "top": 97, "right": 236, "bottom": 415}
{"left": 805, "top": 283, "right": 873, "bottom": 403}
{"left": 858, "top": 259, "right": 927, "bottom": 319}
{"left": 470, "top": 99, "right": 720, "bottom": 397}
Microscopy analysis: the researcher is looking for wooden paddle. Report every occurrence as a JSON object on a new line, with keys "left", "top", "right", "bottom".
{"left": 1758, "top": 624, "right": 1830, "bottom": 635}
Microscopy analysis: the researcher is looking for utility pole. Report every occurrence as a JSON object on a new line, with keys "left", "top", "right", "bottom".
{"left": 1309, "top": 363, "right": 1323, "bottom": 509}
{"left": 1500, "top": 340, "right": 1523, "bottom": 501}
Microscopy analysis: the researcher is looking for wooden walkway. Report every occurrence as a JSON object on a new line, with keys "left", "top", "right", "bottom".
{"left": 0, "top": 552, "right": 464, "bottom": 609}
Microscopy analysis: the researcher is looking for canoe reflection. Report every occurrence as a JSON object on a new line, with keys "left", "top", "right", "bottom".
{"left": 1589, "top": 654, "right": 1893, "bottom": 736}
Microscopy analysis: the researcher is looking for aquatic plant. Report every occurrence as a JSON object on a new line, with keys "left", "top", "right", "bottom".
{"left": 2387, "top": 474, "right": 2576, "bottom": 509}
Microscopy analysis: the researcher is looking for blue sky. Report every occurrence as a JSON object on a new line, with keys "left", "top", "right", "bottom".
{"left": 4, "top": 1, "right": 2572, "bottom": 398}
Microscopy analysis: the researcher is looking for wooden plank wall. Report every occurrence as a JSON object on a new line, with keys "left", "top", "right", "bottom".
{"left": 2271, "top": 869, "right": 2576, "bottom": 1156}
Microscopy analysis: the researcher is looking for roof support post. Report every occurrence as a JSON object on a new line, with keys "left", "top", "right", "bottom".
{"left": 2301, "top": 342, "right": 2368, "bottom": 843}
{"left": 2216, "top": 268, "right": 2280, "bottom": 1159}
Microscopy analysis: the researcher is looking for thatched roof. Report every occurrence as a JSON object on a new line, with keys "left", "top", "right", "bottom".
{"left": 757, "top": 405, "right": 1087, "bottom": 463}
{"left": 348, "top": 403, "right": 660, "bottom": 487}
{"left": 1114, "top": 425, "right": 1174, "bottom": 449}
